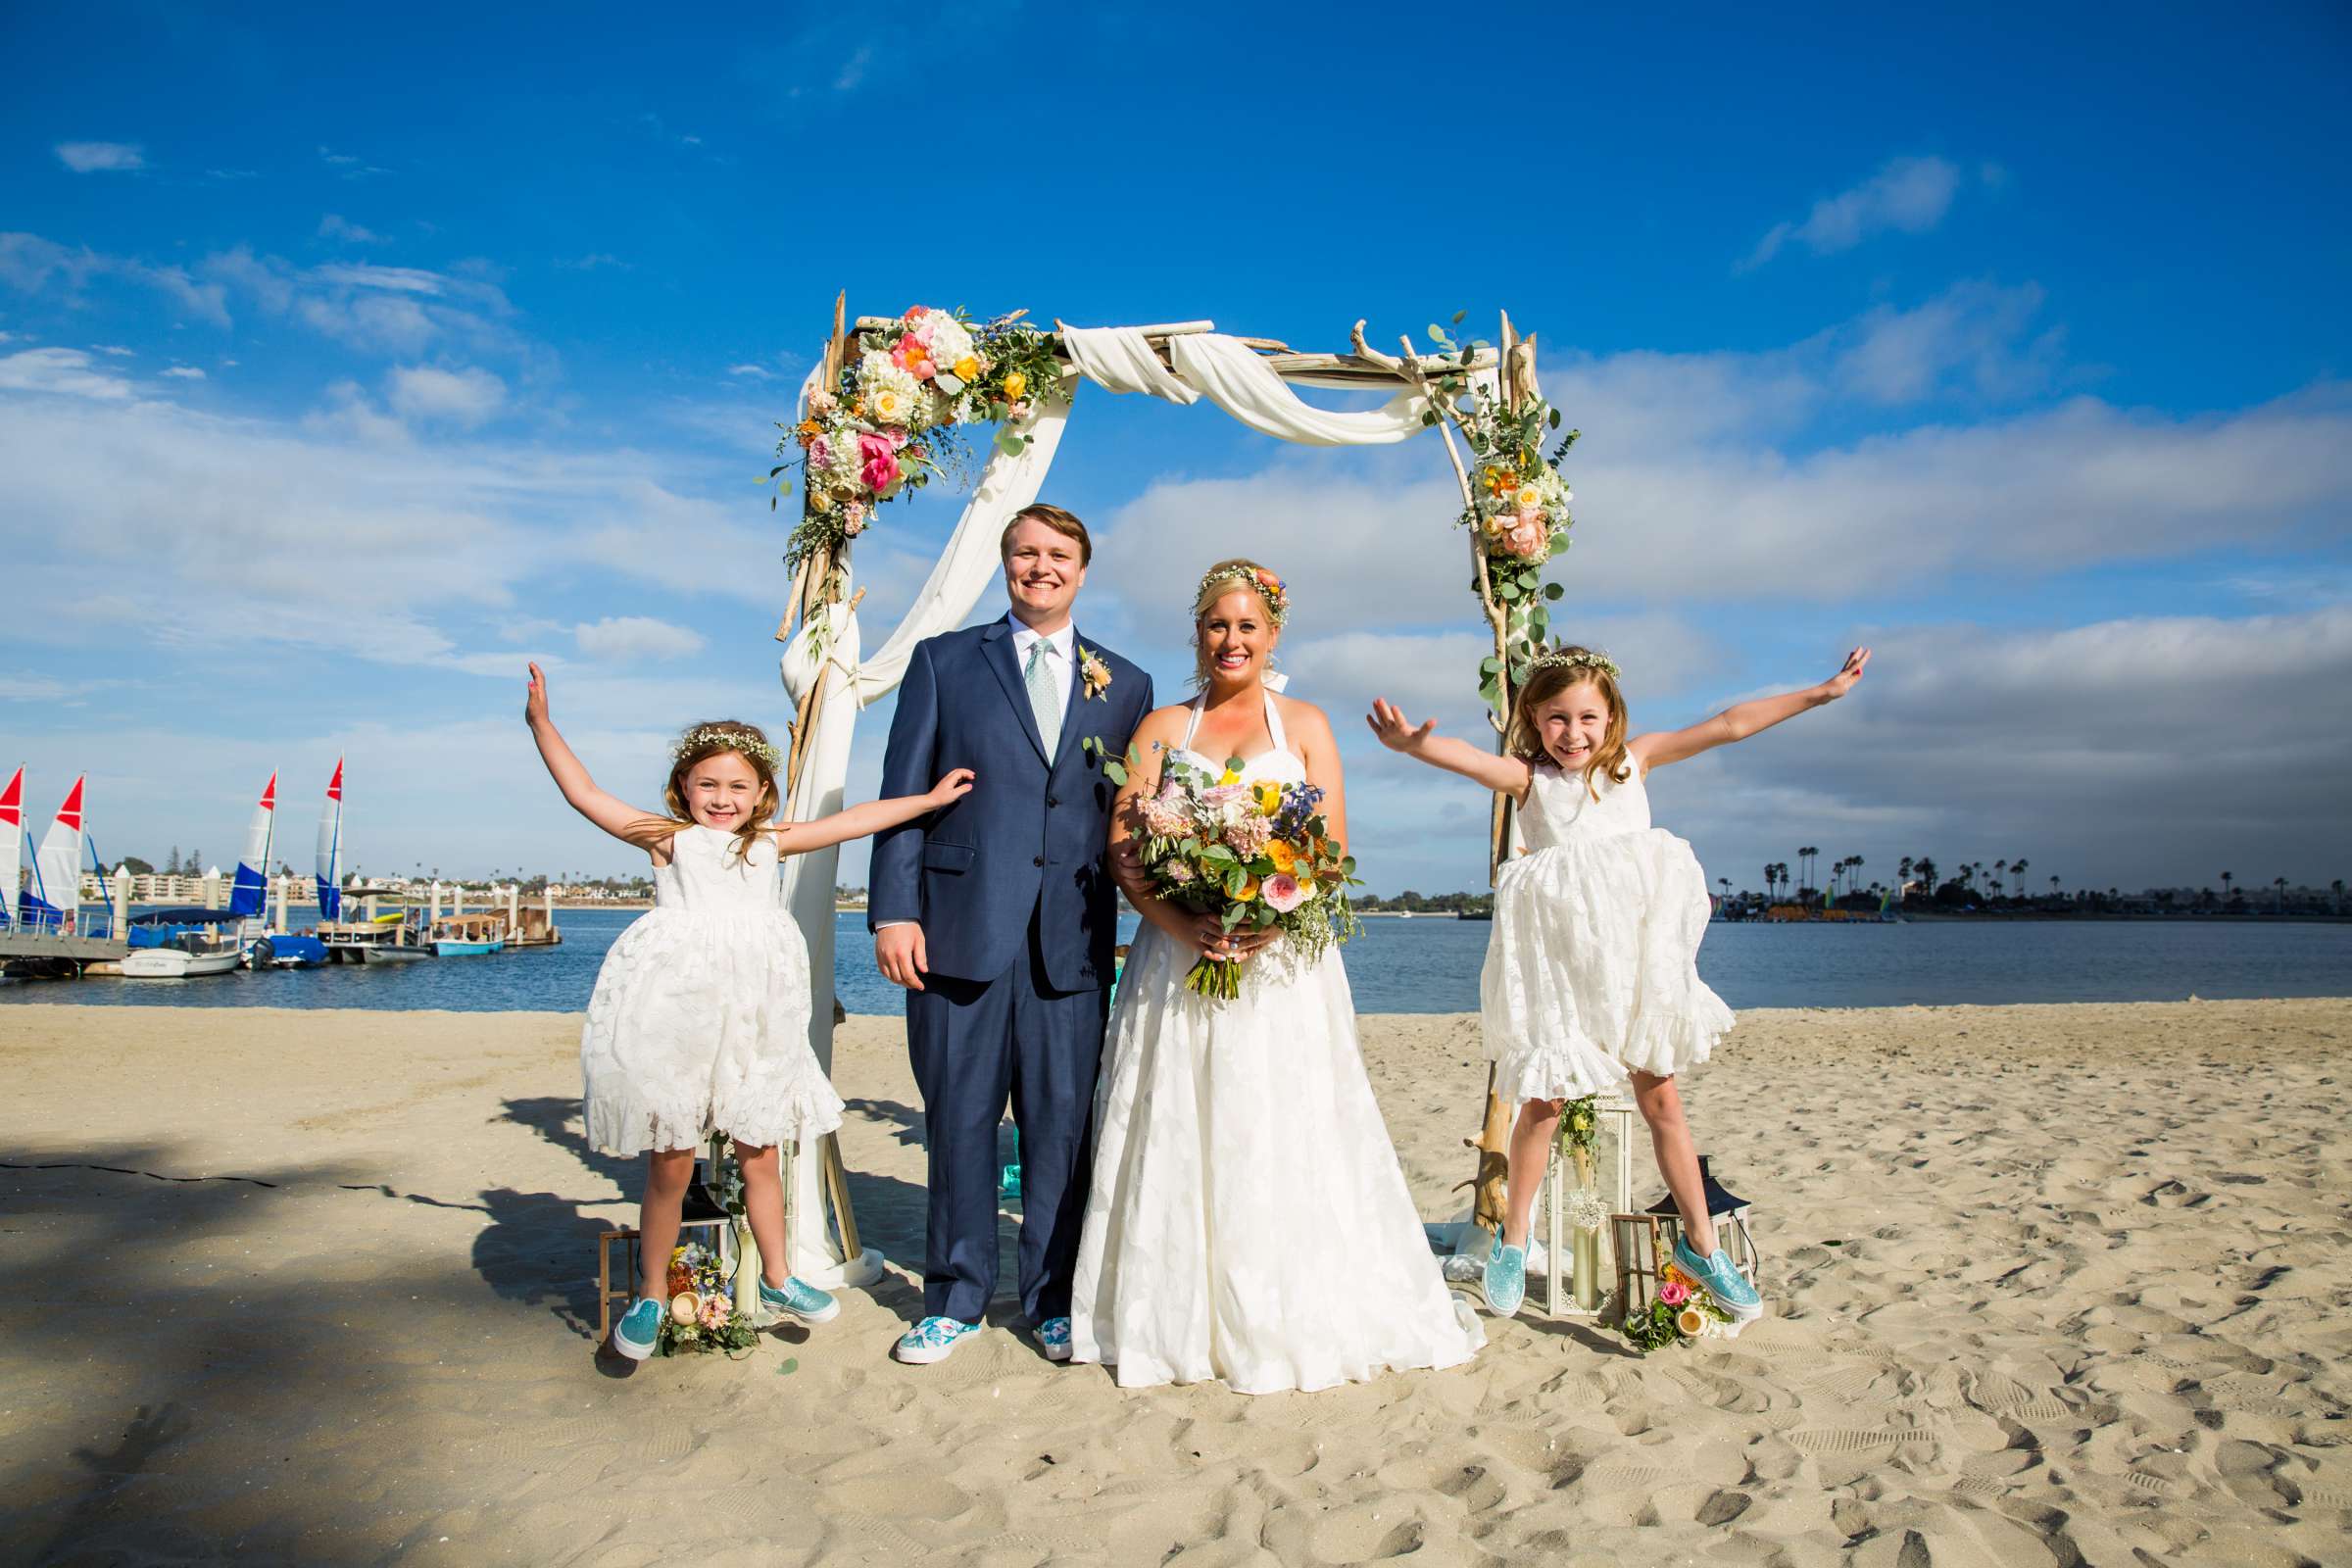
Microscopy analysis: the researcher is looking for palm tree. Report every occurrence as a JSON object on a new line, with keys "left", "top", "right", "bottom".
{"left": 1915, "top": 857, "right": 1936, "bottom": 894}
{"left": 2049, "top": 875, "right": 2061, "bottom": 899}
{"left": 2333, "top": 878, "right": 2345, "bottom": 915}
{"left": 2220, "top": 871, "right": 2234, "bottom": 904}
{"left": 2011, "top": 857, "right": 2028, "bottom": 893}
{"left": 2274, "top": 875, "right": 2288, "bottom": 913}
{"left": 1848, "top": 855, "right": 1864, "bottom": 900}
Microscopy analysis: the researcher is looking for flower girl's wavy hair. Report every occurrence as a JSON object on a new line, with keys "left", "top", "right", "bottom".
{"left": 1189, "top": 558, "right": 1287, "bottom": 686}
{"left": 1505, "top": 646, "right": 1633, "bottom": 801}
{"left": 622, "top": 719, "right": 782, "bottom": 863}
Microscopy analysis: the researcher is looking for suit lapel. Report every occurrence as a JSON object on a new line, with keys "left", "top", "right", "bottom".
{"left": 982, "top": 618, "right": 1050, "bottom": 764}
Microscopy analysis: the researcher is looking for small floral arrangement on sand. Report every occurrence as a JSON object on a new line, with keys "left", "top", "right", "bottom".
{"left": 772, "top": 306, "right": 1063, "bottom": 570}
{"left": 1620, "top": 1259, "right": 1734, "bottom": 1353}
{"left": 1131, "top": 754, "right": 1359, "bottom": 1000}
{"left": 658, "top": 1243, "right": 759, "bottom": 1357}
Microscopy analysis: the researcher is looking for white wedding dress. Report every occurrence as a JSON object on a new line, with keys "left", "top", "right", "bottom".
{"left": 1068, "top": 692, "right": 1485, "bottom": 1394}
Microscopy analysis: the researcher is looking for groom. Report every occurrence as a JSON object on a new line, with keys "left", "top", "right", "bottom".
{"left": 870, "top": 503, "right": 1153, "bottom": 1365}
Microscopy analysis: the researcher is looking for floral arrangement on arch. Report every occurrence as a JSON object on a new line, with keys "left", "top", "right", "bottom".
{"left": 770, "top": 306, "right": 1062, "bottom": 571}
{"left": 1421, "top": 314, "right": 1579, "bottom": 719}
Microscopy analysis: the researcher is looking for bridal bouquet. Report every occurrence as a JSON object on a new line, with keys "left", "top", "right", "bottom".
{"left": 1131, "top": 754, "right": 1360, "bottom": 1000}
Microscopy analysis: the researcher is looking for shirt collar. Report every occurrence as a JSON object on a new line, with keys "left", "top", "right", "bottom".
{"left": 1006, "top": 614, "right": 1073, "bottom": 660}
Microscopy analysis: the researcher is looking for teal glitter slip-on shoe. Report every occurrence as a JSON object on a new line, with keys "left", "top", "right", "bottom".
{"left": 1483, "top": 1234, "right": 1528, "bottom": 1318}
{"left": 759, "top": 1275, "right": 841, "bottom": 1324}
{"left": 894, "top": 1315, "right": 983, "bottom": 1365}
{"left": 1033, "top": 1316, "right": 1073, "bottom": 1362}
{"left": 610, "top": 1297, "right": 662, "bottom": 1361}
{"left": 1672, "top": 1236, "right": 1763, "bottom": 1322}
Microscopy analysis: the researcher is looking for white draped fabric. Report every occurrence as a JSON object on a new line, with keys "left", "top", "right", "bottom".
{"left": 772, "top": 327, "right": 1438, "bottom": 1281}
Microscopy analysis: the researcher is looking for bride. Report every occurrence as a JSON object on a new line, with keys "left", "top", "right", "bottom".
{"left": 1068, "top": 558, "right": 1484, "bottom": 1394}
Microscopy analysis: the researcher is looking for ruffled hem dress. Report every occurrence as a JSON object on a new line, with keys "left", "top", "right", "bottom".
{"left": 1480, "top": 755, "right": 1734, "bottom": 1102}
{"left": 579, "top": 823, "right": 845, "bottom": 1156}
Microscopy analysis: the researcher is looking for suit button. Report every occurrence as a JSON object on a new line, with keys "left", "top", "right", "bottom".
{"left": 1047, "top": 796, "right": 1059, "bottom": 808}
{"left": 1033, "top": 855, "right": 1046, "bottom": 866}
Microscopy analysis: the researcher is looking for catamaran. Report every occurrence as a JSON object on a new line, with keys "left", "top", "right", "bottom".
{"left": 16, "top": 775, "right": 86, "bottom": 936}
{"left": 1, "top": 766, "right": 21, "bottom": 935}
{"left": 317, "top": 757, "right": 345, "bottom": 921}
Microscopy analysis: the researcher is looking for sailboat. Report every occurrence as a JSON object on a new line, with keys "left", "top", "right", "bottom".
{"left": 316, "top": 758, "right": 345, "bottom": 921}
{"left": 17, "top": 776, "right": 85, "bottom": 935}
{"left": 122, "top": 772, "right": 276, "bottom": 978}
{"left": 1, "top": 766, "right": 21, "bottom": 933}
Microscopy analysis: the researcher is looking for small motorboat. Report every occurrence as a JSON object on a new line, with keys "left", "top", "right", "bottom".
{"left": 122, "top": 945, "right": 243, "bottom": 978}
{"left": 365, "top": 943, "right": 433, "bottom": 962}
{"left": 433, "top": 937, "right": 505, "bottom": 957}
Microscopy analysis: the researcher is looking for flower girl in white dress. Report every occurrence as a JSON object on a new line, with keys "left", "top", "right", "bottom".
{"left": 1370, "top": 643, "right": 1869, "bottom": 1324}
{"left": 1071, "top": 563, "right": 1484, "bottom": 1395}
{"left": 525, "top": 662, "right": 971, "bottom": 1360}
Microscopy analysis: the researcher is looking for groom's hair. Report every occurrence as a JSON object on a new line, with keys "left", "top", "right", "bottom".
{"left": 1000, "top": 503, "right": 1092, "bottom": 565}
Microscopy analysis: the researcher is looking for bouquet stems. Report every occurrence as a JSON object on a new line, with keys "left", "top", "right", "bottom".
{"left": 1183, "top": 956, "right": 1245, "bottom": 1001}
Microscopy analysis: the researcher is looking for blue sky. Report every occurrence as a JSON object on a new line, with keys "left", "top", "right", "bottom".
{"left": 4, "top": 2, "right": 2348, "bottom": 897}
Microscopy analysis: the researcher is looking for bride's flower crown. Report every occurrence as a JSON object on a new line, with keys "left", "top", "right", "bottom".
{"left": 1528, "top": 647, "right": 1623, "bottom": 681}
{"left": 1196, "top": 563, "right": 1290, "bottom": 627}
{"left": 671, "top": 725, "right": 783, "bottom": 772}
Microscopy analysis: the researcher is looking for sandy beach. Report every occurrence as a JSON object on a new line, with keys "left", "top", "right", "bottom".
{"left": 3, "top": 998, "right": 2347, "bottom": 1565}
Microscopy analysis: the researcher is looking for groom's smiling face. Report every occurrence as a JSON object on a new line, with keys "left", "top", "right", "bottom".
{"left": 1003, "top": 517, "right": 1087, "bottom": 623}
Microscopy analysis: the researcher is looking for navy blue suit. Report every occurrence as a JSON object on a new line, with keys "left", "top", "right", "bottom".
{"left": 870, "top": 615, "right": 1152, "bottom": 1324}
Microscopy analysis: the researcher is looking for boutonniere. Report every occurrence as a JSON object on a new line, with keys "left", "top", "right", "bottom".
{"left": 1079, "top": 647, "right": 1112, "bottom": 702}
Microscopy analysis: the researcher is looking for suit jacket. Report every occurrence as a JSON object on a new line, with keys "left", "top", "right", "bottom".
{"left": 869, "top": 617, "right": 1153, "bottom": 989}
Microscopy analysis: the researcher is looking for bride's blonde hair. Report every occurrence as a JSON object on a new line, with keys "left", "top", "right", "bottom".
{"left": 1190, "top": 559, "right": 1288, "bottom": 685}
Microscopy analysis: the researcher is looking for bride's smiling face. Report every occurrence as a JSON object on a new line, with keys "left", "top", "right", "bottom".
{"left": 1197, "top": 589, "right": 1278, "bottom": 689}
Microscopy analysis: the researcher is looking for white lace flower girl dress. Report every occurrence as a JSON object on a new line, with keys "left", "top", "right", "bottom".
{"left": 580, "top": 824, "right": 845, "bottom": 1155}
{"left": 1481, "top": 756, "right": 1734, "bottom": 1101}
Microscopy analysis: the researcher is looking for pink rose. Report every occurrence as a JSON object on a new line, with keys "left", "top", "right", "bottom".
{"left": 698, "top": 1294, "right": 731, "bottom": 1329}
{"left": 1658, "top": 1279, "right": 1690, "bottom": 1307}
{"left": 807, "top": 435, "right": 830, "bottom": 467}
{"left": 858, "top": 431, "right": 900, "bottom": 494}
{"left": 1262, "top": 872, "right": 1306, "bottom": 913}
{"left": 1503, "top": 519, "right": 1546, "bottom": 560}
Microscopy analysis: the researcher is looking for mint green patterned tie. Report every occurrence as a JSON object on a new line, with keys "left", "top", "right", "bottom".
{"left": 1024, "top": 639, "right": 1062, "bottom": 757}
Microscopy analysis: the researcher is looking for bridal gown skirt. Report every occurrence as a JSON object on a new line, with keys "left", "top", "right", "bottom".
{"left": 1069, "top": 927, "right": 1485, "bottom": 1395}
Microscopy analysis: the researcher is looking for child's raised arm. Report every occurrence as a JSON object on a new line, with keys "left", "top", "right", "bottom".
{"left": 523, "top": 662, "right": 668, "bottom": 847}
{"left": 1365, "top": 699, "right": 1535, "bottom": 801}
{"left": 1631, "top": 647, "right": 1871, "bottom": 771}
{"left": 773, "top": 770, "right": 975, "bottom": 857}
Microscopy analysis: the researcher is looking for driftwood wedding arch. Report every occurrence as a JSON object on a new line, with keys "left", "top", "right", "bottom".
{"left": 765, "top": 297, "right": 1559, "bottom": 1287}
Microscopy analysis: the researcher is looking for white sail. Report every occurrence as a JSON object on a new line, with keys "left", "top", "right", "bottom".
{"left": 230, "top": 773, "right": 276, "bottom": 918}
{"left": 28, "top": 775, "right": 84, "bottom": 931}
{"left": 1, "top": 766, "right": 22, "bottom": 929}
{"left": 315, "top": 758, "right": 345, "bottom": 920}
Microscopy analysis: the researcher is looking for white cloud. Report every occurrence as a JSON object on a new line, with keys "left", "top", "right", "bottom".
{"left": 0, "top": 347, "right": 136, "bottom": 400}
{"left": 91, "top": 344, "right": 134, "bottom": 357}
{"left": 318, "top": 214, "right": 385, "bottom": 244}
{"left": 727, "top": 364, "right": 773, "bottom": 378}
{"left": 560, "top": 253, "right": 630, "bottom": 271}
{"left": 201, "top": 245, "right": 514, "bottom": 355}
{"left": 55, "top": 141, "right": 145, "bottom": 173}
{"left": 1653, "top": 606, "right": 2352, "bottom": 892}
{"left": 0, "top": 231, "right": 230, "bottom": 327}
{"left": 385, "top": 364, "right": 507, "bottom": 427}
{"left": 1743, "top": 155, "right": 1967, "bottom": 270}
{"left": 574, "top": 615, "right": 710, "bottom": 662}
{"left": 318, "top": 145, "right": 390, "bottom": 177}
{"left": 161, "top": 366, "right": 207, "bottom": 380}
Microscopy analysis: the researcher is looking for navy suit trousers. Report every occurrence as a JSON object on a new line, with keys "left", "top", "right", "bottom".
{"left": 906, "top": 906, "right": 1108, "bottom": 1325}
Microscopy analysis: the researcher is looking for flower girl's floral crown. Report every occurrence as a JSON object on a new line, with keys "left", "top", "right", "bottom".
{"left": 1528, "top": 647, "right": 1623, "bottom": 681}
{"left": 1196, "top": 563, "right": 1290, "bottom": 627}
{"left": 671, "top": 725, "right": 783, "bottom": 772}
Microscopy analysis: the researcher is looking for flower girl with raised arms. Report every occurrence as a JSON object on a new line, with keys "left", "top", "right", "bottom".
{"left": 524, "top": 662, "right": 973, "bottom": 1360}
{"left": 1369, "top": 643, "right": 1869, "bottom": 1323}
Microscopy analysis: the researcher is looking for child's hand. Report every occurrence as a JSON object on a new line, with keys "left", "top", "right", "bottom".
{"left": 1365, "top": 698, "right": 1437, "bottom": 754}
{"left": 1820, "top": 647, "right": 1872, "bottom": 700}
{"left": 925, "top": 768, "right": 976, "bottom": 808}
{"left": 524, "top": 662, "right": 551, "bottom": 728}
